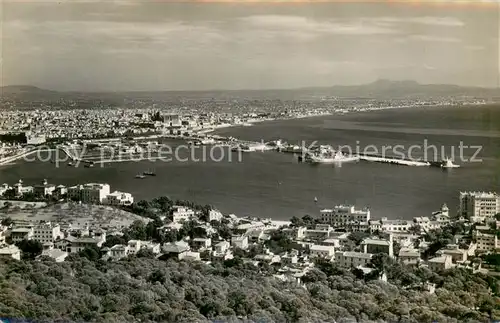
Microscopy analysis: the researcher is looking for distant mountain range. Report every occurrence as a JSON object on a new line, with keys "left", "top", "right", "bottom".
{"left": 1, "top": 80, "right": 499, "bottom": 100}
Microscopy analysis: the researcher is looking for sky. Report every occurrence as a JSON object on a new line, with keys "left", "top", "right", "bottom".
{"left": 0, "top": 0, "right": 499, "bottom": 91}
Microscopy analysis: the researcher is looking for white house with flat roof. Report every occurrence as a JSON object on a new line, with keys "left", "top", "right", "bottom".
{"left": 106, "top": 191, "right": 134, "bottom": 206}
{"left": 0, "top": 245, "right": 20, "bottom": 260}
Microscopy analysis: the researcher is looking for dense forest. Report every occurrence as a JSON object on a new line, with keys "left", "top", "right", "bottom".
{"left": 0, "top": 254, "right": 499, "bottom": 323}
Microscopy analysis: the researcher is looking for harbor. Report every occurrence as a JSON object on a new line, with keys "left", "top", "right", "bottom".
{"left": 6, "top": 136, "right": 462, "bottom": 171}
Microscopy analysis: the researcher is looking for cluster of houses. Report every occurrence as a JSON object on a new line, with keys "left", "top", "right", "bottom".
{"left": 0, "top": 180, "right": 134, "bottom": 206}
{"left": 0, "top": 190, "right": 498, "bottom": 284}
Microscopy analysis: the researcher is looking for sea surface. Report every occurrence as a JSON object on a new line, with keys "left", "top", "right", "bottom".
{"left": 1, "top": 105, "right": 499, "bottom": 221}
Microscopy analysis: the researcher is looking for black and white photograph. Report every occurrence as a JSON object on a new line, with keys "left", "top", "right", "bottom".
{"left": 0, "top": 0, "right": 499, "bottom": 322}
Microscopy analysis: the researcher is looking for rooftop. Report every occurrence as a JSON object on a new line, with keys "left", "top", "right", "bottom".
{"left": 338, "top": 251, "right": 373, "bottom": 259}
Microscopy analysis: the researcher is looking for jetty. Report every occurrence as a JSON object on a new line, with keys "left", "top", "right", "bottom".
{"left": 357, "top": 154, "right": 430, "bottom": 167}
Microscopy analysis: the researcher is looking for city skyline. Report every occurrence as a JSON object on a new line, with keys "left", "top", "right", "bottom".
{"left": 0, "top": 1, "right": 498, "bottom": 91}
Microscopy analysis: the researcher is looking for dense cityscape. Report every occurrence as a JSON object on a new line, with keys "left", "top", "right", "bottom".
{"left": 1, "top": 0, "right": 499, "bottom": 321}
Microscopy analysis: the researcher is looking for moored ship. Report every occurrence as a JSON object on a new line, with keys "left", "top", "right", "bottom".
{"left": 305, "top": 150, "right": 359, "bottom": 164}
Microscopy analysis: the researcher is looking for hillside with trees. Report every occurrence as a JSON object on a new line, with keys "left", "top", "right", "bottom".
{"left": 0, "top": 254, "right": 499, "bottom": 323}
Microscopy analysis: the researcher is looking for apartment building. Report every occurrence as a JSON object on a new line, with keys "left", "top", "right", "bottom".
{"left": 33, "top": 222, "right": 62, "bottom": 244}
{"left": 9, "top": 227, "right": 34, "bottom": 243}
{"left": 319, "top": 205, "right": 370, "bottom": 228}
{"left": 475, "top": 230, "right": 499, "bottom": 252}
{"left": 459, "top": 191, "right": 500, "bottom": 222}
{"left": 172, "top": 206, "right": 195, "bottom": 223}
{"left": 67, "top": 183, "right": 111, "bottom": 204}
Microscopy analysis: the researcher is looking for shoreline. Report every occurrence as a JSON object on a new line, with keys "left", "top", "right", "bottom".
{"left": 206, "top": 103, "right": 490, "bottom": 137}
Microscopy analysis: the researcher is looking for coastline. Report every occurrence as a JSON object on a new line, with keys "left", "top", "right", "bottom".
{"left": 0, "top": 102, "right": 491, "bottom": 167}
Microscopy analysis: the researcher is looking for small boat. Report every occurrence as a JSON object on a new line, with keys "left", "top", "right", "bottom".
{"left": 68, "top": 162, "right": 73, "bottom": 166}
{"left": 143, "top": 170, "right": 156, "bottom": 176}
{"left": 135, "top": 174, "right": 146, "bottom": 179}
{"left": 314, "top": 197, "right": 318, "bottom": 203}
{"left": 441, "top": 157, "right": 460, "bottom": 169}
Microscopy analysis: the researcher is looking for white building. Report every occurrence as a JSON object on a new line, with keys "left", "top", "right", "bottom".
{"left": 398, "top": 247, "right": 421, "bottom": 266}
{"left": 370, "top": 218, "right": 413, "bottom": 233}
{"left": 427, "top": 255, "right": 453, "bottom": 272}
{"left": 127, "top": 240, "right": 142, "bottom": 255}
{"left": 26, "top": 132, "right": 46, "bottom": 145}
{"left": 33, "top": 223, "right": 62, "bottom": 244}
{"left": 41, "top": 248, "right": 68, "bottom": 262}
{"left": 192, "top": 237, "right": 212, "bottom": 250}
{"left": 110, "top": 244, "right": 129, "bottom": 259}
{"left": 413, "top": 216, "right": 447, "bottom": 233}
{"left": 475, "top": 230, "right": 499, "bottom": 252}
{"left": 33, "top": 179, "right": 56, "bottom": 197}
{"left": 9, "top": 227, "right": 34, "bottom": 243}
{"left": 208, "top": 209, "right": 223, "bottom": 222}
{"left": 281, "top": 252, "right": 298, "bottom": 265}
{"left": 67, "top": 183, "right": 111, "bottom": 204}
{"left": 362, "top": 237, "right": 393, "bottom": 257}
{"left": 431, "top": 203, "right": 451, "bottom": 222}
{"left": 335, "top": 251, "right": 373, "bottom": 268}
{"left": 0, "top": 225, "right": 8, "bottom": 245}
{"left": 319, "top": 205, "right": 370, "bottom": 228}
{"left": 459, "top": 191, "right": 500, "bottom": 222}
{"left": 231, "top": 235, "right": 248, "bottom": 250}
{"left": 13, "top": 180, "right": 33, "bottom": 196}
{"left": 172, "top": 206, "right": 195, "bottom": 223}
{"left": 214, "top": 241, "right": 230, "bottom": 255}
{"left": 0, "top": 183, "right": 11, "bottom": 196}
{"left": 70, "top": 237, "right": 104, "bottom": 253}
{"left": 282, "top": 226, "right": 307, "bottom": 241}
{"left": 141, "top": 241, "right": 161, "bottom": 254}
{"left": 0, "top": 245, "right": 21, "bottom": 260}
{"left": 106, "top": 191, "right": 134, "bottom": 206}
{"left": 309, "top": 245, "right": 335, "bottom": 260}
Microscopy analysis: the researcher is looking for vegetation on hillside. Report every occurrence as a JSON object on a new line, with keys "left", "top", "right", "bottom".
{"left": 0, "top": 254, "right": 499, "bottom": 323}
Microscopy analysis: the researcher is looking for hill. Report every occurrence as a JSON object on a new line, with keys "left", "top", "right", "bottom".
{"left": 1, "top": 80, "right": 499, "bottom": 101}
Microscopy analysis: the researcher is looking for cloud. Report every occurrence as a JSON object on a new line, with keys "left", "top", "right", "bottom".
{"left": 4, "top": 19, "right": 225, "bottom": 45}
{"left": 376, "top": 16, "right": 464, "bottom": 27}
{"left": 409, "top": 35, "right": 462, "bottom": 43}
{"left": 238, "top": 15, "right": 399, "bottom": 36}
